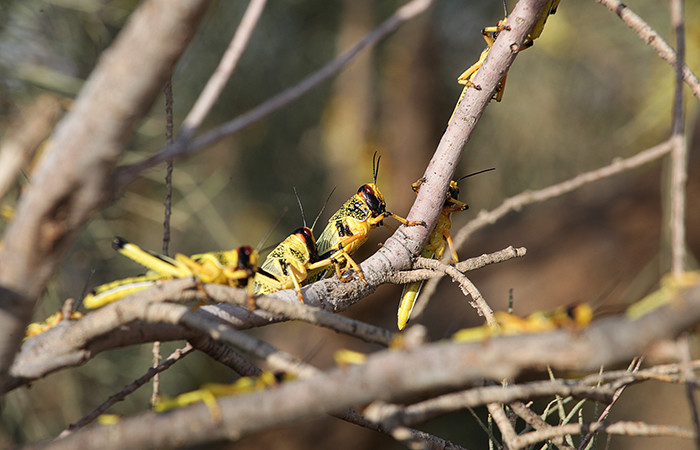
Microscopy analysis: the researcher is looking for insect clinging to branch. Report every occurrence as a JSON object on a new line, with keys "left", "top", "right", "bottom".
{"left": 83, "top": 239, "right": 258, "bottom": 309}
{"left": 313, "top": 152, "right": 425, "bottom": 284}
{"left": 397, "top": 168, "right": 495, "bottom": 330}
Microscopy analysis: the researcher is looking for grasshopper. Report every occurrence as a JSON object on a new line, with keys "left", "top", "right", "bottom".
{"left": 83, "top": 238, "right": 258, "bottom": 309}
{"left": 449, "top": 0, "right": 560, "bottom": 121}
{"left": 314, "top": 153, "right": 425, "bottom": 284}
{"left": 397, "top": 169, "right": 494, "bottom": 330}
{"left": 155, "top": 371, "right": 293, "bottom": 421}
{"left": 252, "top": 188, "right": 336, "bottom": 303}
{"left": 452, "top": 303, "right": 593, "bottom": 343}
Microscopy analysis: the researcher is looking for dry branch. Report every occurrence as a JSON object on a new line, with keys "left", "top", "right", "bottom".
{"left": 595, "top": 0, "right": 700, "bottom": 101}
{"left": 27, "top": 281, "right": 700, "bottom": 449}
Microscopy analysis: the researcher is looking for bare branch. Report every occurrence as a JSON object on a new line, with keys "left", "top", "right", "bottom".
{"left": 396, "top": 380, "right": 614, "bottom": 426}
{"left": 488, "top": 403, "right": 519, "bottom": 448}
{"left": 595, "top": 0, "right": 700, "bottom": 101}
{"left": 413, "top": 257, "right": 496, "bottom": 326}
{"left": 214, "top": 287, "right": 395, "bottom": 346}
{"left": 180, "top": 0, "right": 268, "bottom": 137}
{"left": 27, "top": 282, "right": 700, "bottom": 449}
{"left": 513, "top": 421, "right": 695, "bottom": 449}
{"left": 669, "top": 0, "right": 687, "bottom": 276}
{"left": 60, "top": 344, "right": 194, "bottom": 436}
{"left": 385, "top": 245, "right": 526, "bottom": 285}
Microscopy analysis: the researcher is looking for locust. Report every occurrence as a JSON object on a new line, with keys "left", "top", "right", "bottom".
{"left": 155, "top": 371, "right": 293, "bottom": 422}
{"left": 83, "top": 239, "right": 258, "bottom": 309}
{"left": 449, "top": 0, "right": 561, "bottom": 122}
{"left": 452, "top": 303, "right": 593, "bottom": 343}
{"left": 314, "top": 153, "right": 425, "bottom": 283}
{"left": 397, "top": 169, "right": 494, "bottom": 330}
{"left": 252, "top": 188, "right": 336, "bottom": 303}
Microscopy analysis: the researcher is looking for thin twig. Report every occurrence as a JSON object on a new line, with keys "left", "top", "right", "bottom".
{"left": 578, "top": 358, "right": 643, "bottom": 449}
{"left": 59, "top": 343, "right": 194, "bottom": 437}
{"left": 154, "top": 77, "right": 176, "bottom": 409}
{"left": 680, "top": 335, "right": 700, "bottom": 449}
{"left": 509, "top": 401, "right": 575, "bottom": 450}
{"left": 412, "top": 257, "right": 496, "bottom": 326}
{"left": 115, "top": 0, "right": 435, "bottom": 187}
{"left": 669, "top": 0, "right": 687, "bottom": 276}
{"left": 594, "top": 0, "right": 700, "bottom": 101}
{"left": 513, "top": 421, "right": 695, "bottom": 449}
{"left": 488, "top": 403, "right": 518, "bottom": 448}
{"left": 180, "top": 0, "right": 267, "bottom": 137}
{"left": 385, "top": 245, "right": 527, "bottom": 285}
{"left": 162, "top": 78, "right": 175, "bottom": 257}
{"left": 387, "top": 379, "right": 613, "bottom": 426}
{"left": 387, "top": 246, "right": 527, "bottom": 323}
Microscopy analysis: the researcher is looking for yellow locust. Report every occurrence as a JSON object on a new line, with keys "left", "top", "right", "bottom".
{"left": 83, "top": 238, "right": 258, "bottom": 309}
{"left": 252, "top": 188, "right": 335, "bottom": 303}
{"left": 313, "top": 153, "right": 424, "bottom": 283}
{"left": 397, "top": 169, "right": 494, "bottom": 330}
{"left": 449, "top": 0, "right": 561, "bottom": 122}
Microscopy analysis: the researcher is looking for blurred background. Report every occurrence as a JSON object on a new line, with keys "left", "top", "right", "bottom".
{"left": 1, "top": 0, "right": 699, "bottom": 448}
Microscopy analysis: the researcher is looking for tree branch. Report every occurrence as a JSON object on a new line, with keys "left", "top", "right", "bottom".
{"left": 28, "top": 281, "right": 700, "bottom": 449}
{"left": 595, "top": 0, "right": 700, "bottom": 101}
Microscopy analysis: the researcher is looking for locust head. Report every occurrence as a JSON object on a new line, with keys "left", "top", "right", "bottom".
{"left": 357, "top": 183, "right": 386, "bottom": 218}
{"left": 292, "top": 227, "right": 319, "bottom": 262}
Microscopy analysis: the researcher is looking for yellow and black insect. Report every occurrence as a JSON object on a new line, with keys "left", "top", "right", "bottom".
{"left": 449, "top": 0, "right": 560, "bottom": 119}
{"left": 452, "top": 302, "right": 593, "bottom": 343}
{"left": 83, "top": 239, "right": 258, "bottom": 309}
{"left": 155, "top": 371, "right": 293, "bottom": 421}
{"left": 252, "top": 188, "right": 336, "bottom": 303}
{"left": 313, "top": 153, "right": 425, "bottom": 283}
{"left": 397, "top": 169, "right": 495, "bottom": 330}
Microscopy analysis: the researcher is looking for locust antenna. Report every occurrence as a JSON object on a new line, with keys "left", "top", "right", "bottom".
{"left": 372, "top": 151, "right": 381, "bottom": 185}
{"left": 457, "top": 167, "right": 495, "bottom": 183}
{"left": 311, "top": 187, "right": 336, "bottom": 232}
{"left": 502, "top": 0, "right": 509, "bottom": 16}
{"left": 293, "top": 187, "right": 307, "bottom": 228}
{"left": 256, "top": 207, "right": 288, "bottom": 252}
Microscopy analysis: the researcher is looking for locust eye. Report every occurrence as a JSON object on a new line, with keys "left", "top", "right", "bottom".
{"left": 358, "top": 184, "right": 384, "bottom": 214}
{"left": 238, "top": 246, "right": 255, "bottom": 268}
{"left": 299, "top": 227, "right": 314, "bottom": 243}
{"left": 294, "top": 227, "right": 318, "bottom": 259}
{"left": 291, "top": 227, "right": 309, "bottom": 241}
{"left": 448, "top": 185, "right": 460, "bottom": 200}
